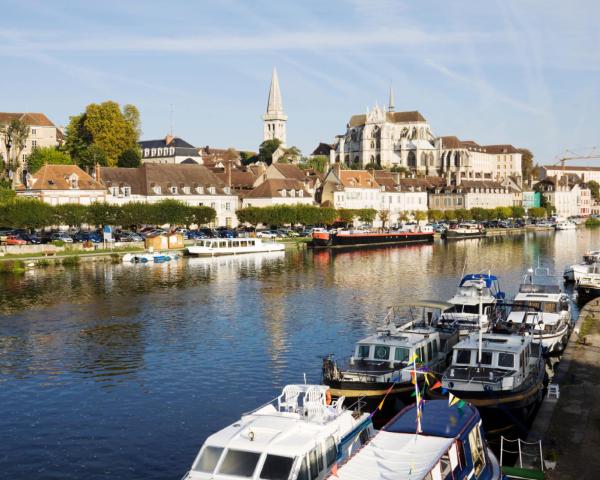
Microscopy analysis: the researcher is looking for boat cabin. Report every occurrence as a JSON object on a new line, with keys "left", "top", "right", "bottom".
{"left": 443, "top": 333, "right": 539, "bottom": 392}
{"left": 185, "top": 385, "right": 373, "bottom": 480}
{"left": 505, "top": 311, "right": 563, "bottom": 334}
{"left": 194, "top": 238, "right": 260, "bottom": 249}
{"left": 330, "top": 400, "right": 499, "bottom": 480}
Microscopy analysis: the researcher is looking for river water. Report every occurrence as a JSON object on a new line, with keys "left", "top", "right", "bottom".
{"left": 0, "top": 229, "right": 595, "bottom": 479}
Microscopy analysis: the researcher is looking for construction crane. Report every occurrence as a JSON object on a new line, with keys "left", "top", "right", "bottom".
{"left": 552, "top": 147, "right": 600, "bottom": 168}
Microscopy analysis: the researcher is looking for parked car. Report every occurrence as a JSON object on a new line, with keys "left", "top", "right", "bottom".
{"left": 217, "top": 229, "right": 236, "bottom": 238}
{"left": 73, "top": 231, "right": 103, "bottom": 243}
{"left": 256, "top": 229, "right": 277, "bottom": 239}
{"left": 188, "top": 230, "right": 207, "bottom": 240}
{"left": 142, "top": 228, "right": 165, "bottom": 238}
{"left": 115, "top": 231, "right": 143, "bottom": 242}
{"left": 50, "top": 232, "right": 74, "bottom": 243}
{"left": 198, "top": 227, "right": 218, "bottom": 238}
{"left": 0, "top": 227, "right": 13, "bottom": 243}
{"left": 17, "top": 232, "right": 42, "bottom": 244}
{"left": 5, "top": 235, "right": 27, "bottom": 246}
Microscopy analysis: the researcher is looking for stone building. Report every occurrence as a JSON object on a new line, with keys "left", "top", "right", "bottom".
{"left": 139, "top": 135, "right": 202, "bottom": 165}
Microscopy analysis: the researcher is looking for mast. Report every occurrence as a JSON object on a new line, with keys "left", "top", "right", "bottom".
{"left": 478, "top": 282, "right": 483, "bottom": 363}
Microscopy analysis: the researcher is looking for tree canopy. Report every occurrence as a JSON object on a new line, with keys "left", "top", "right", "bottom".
{"left": 27, "top": 147, "right": 73, "bottom": 173}
{"left": 257, "top": 139, "right": 282, "bottom": 165}
{"left": 117, "top": 148, "right": 142, "bottom": 168}
{"left": 0, "top": 118, "right": 29, "bottom": 186}
{"left": 299, "top": 155, "right": 329, "bottom": 173}
{"left": 588, "top": 180, "right": 600, "bottom": 201}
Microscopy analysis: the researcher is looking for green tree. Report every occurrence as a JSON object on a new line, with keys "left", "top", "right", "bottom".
{"left": 0, "top": 187, "right": 15, "bottom": 203}
{"left": 494, "top": 206, "right": 513, "bottom": 220}
{"left": 278, "top": 146, "right": 301, "bottom": 163}
{"left": 117, "top": 148, "right": 141, "bottom": 168}
{"left": 520, "top": 149, "right": 535, "bottom": 179}
{"left": 357, "top": 208, "right": 377, "bottom": 224}
{"left": 0, "top": 198, "right": 55, "bottom": 228}
{"left": 27, "top": 147, "right": 73, "bottom": 173}
{"left": 454, "top": 208, "right": 472, "bottom": 221}
{"left": 444, "top": 210, "right": 457, "bottom": 222}
{"left": 364, "top": 162, "right": 383, "bottom": 170}
{"left": 79, "top": 144, "right": 108, "bottom": 170}
{"left": 123, "top": 104, "right": 142, "bottom": 139}
{"left": 378, "top": 209, "right": 390, "bottom": 228}
{"left": 470, "top": 207, "right": 488, "bottom": 222}
{"left": 428, "top": 209, "right": 444, "bottom": 222}
{"left": 54, "top": 204, "right": 87, "bottom": 228}
{"left": 0, "top": 118, "right": 30, "bottom": 186}
{"left": 390, "top": 166, "right": 408, "bottom": 174}
{"left": 257, "top": 139, "right": 282, "bottom": 165}
{"left": 299, "top": 155, "right": 328, "bottom": 173}
{"left": 588, "top": 180, "right": 600, "bottom": 202}
{"left": 337, "top": 208, "right": 356, "bottom": 225}
{"left": 528, "top": 207, "right": 547, "bottom": 219}
{"left": 511, "top": 206, "right": 525, "bottom": 219}
{"left": 414, "top": 211, "right": 427, "bottom": 222}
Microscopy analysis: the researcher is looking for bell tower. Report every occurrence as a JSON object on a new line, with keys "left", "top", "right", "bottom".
{"left": 263, "top": 67, "right": 287, "bottom": 145}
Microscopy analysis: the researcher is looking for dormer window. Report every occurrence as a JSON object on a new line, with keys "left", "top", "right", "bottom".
{"left": 153, "top": 184, "right": 161, "bottom": 194}
{"left": 170, "top": 147, "right": 175, "bottom": 155}
{"left": 144, "top": 148, "right": 149, "bottom": 157}
{"left": 122, "top": 186, "right": 131, "bottom": 197}
{"left": 289, "top": 189, "right": 295, "bottom": 197}
{"left": 151, "top": 148, "right": 156, "bottom": 156}
{"left": 298, "top": 190, "right": 304, "bottom": 197}
{"left": 196, "top": 186, "right": 204, "bottom": 194}
{"left": 208, "top": 186, "right": 216, "bottom": 194}
{"left": 157, "top": 148, "right": 162, "bottom": 156}
{"left": 182, "top": 186, "right": 190, "bottom": 194}
{"left": 110, "top": 186, "right": 119, "bottom": 196}
{"left": 68, "top": 174, "right": 79, "bottom": 189}
{"left": 170, "top": 186, "right": 178, "bottom": 194}
{"left": 281, "top": 189, "right": 287, "bottom": 197}
{"left": 223, "top": 186, "right": 231, "bottom": 194}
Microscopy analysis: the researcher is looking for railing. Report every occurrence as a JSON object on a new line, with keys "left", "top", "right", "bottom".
{"left": 500, "top": 436, "right": 544, "bottom": 475}
{"left": 445, "top": 366, "right": 515, "bottom": 385}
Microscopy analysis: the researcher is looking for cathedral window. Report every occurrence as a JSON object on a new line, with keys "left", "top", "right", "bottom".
{"left": 371, "top": 141, "right": 375, "bottom": 149}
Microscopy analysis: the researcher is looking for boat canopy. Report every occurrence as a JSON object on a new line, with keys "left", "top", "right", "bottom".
{"left": 460, "top": 273, "right": 498, "bottom": 289}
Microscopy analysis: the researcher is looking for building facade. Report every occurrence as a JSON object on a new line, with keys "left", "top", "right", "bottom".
{"left": 535, "top": 178, "right": 591, "bottom": 218}
{"left": 139, "top": 135, "right": 202, "bottom": 165}
{"left": 241, "top": 179, "right": 313, "bottom": 208}
{"left": 541, "top": 165, "right": 600, "bottom": 184}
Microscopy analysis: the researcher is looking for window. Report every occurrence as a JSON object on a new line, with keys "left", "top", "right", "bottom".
{"left": 218, "top": 449, "right": 260, "bottom": 477}
{"left": 420, "top": 346, "right": 426, "bottom": 362}
{"left": 468, "top": 427, "right": 486, "bottom": 476}
{"left": 260, "top": 455, "right": 294, "bottom": 480}
{"left": 281, "top": 189, "right": 287, "bottom": 197}
{"left": 193, "top": 446, "right": 223, "bottom": 473}
{"left": 151, "top": 148, "right": 156, "bottom": 156}
{"left": 439, "top": 453, "right": 452, "bottom": 479}
{"left": 226, "top": 202, "right": 231, "bottom": 211}
{"left": 427, "top": 342, "right": 433, "bottom": 361}
{"left": 480, "top": 351, "right": 493, "bottom": 365}
{"left": 31, "top": 128, "right": 37, "bottom": 135}
{"left": 298, "top": 457, "right": 309, "bottom": 480}
{"left": 325, "top": 436, "right": 337, "bottom": 467}
{"left": 373, "top": 345, "right": 390, "bottom": 360}
{"left": 394, "top": 347, "right": 410, "bottom": 362}
{"left": 122, "top": 186, "right": 131, "bottom": 197}
{"left": 211, "top": 202, "right": 216, "bottom": 209}
{"left": 357, "top": 345, "right": 370, "bottom": 359}
{"left": 309, "top": 448, "right": 319, "bottom": 479}
{"left": 316, "top": 445, "right": 323, "bottom": 472}
{"left": 32, "top": 140, "right": 37, "bottom": 147}
{"left": 456, "top": 349, "right": 472, "bottom": 365}
{"left": 432, "top": 340, "right": 438, "bottom": 357}
{"left": 498, "top": 353, "right": 514, "bottom": 368}
{"left": 170, "top": 186, "right": 178, "bottom": 194}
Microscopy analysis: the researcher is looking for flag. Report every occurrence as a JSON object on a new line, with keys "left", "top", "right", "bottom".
{"left": 331, "top": 464, "right": 338, "bottom": 477}
{"left": 430, "top": 380, "right": 442, "bottom": 390}
{"left": 449, "top": 393, "right": 461, "bottom": 407}
{"left": 409, "top": 353, "right": 418, "bottom": 363}
{"left": 410, "top": 370, "right": 416, "bottom": 385}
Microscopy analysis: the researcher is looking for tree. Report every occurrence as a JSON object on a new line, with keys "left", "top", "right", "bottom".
{"left": 454, "top": 208, "right": 472, "bottom": 221}
{"left": 123, "top": 104, "right": 142, "bottom": 139}
{"left": 27, "top": 147, "right": 72, "bottom": 173}
{"left": 414, "top": 211, "right": 427, "bottom": 222}
{"left": 511, "top": 206, "right": 525, "bottom": 219}
{"left": 299, "top": 155, "right": 328, "bottom": 173}
{"left": 278, "top": 146, "right": 301, "bottom": 163}
{"left": 390, "top": 166, "right": 408, "bottom": 174}
{"left": 428, "top": 209, "right": 444, "bottom": 222}
{"left": 494, "top": 206, "right": 512, "bottom": 220}
{"left": 444, "top": 210, "right": 457, "bottom": 222}
{"left": 54, "top": 204, "right": 87, "bottom": 228}
{"left": 357, "top": 208, "right": 377, "bottom": 224}
{"left": 337, "top": 208, "right": 356, "bottom": 226}
{"left": 117, "top": 148, "right": 141, "bottom": 168}
{"left": 364, "top": 162, "right": 383, "bottom": 170}
{"left": 79, "top": 144, "right": 108, "bottom": 170}
{"left": 520, "top": 149, "right": 535, "bottom": 179}
{"left": 470, "top": 207, "right": 489, "bottom": 222}
{"left": 0, "top": 119, "right": 30, "bottom": 186}
{"left": 588, "top": 180, "right": 600, "bottom": 202}
{"left": 257, "top": 139, "right": 282, "bottom": 165}
{"left": 528, "top": 207, "right": 547, "bottom": 219}
{"left": 378, "top": 209, "right": 390, "bottom": 228}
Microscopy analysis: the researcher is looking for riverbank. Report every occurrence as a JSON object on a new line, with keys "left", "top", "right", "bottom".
{"left": 528, "top": 298, "right": 600, "bottom": 479}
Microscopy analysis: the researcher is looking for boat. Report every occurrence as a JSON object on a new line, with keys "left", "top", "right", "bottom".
{"left": 186, "top": 237, "right": 285, "bottom": 256}
{"left": 322, "top": 303, "right": 459, "bottom": 413}
{"left": 563, "top": 261, "right": 600, "bottom": 283}
{"left": 310, "top": 226, "right": 434, "bottom": 249}
{"left": 555, "top": 220, "right": 577, "bottom": 230}
{"left": 441, "top": 223, "right": 486, "bottom": 240}
{"left": 328, "top": 400, "right": 501, "bottom": 480}
{"left": 436, "top": 273, "right": 505, "bottom": 338}
{"left": 441, "top": 332, "right": 545, "bottom": 419}
{"left": 583, "top": 249, "right": 600, "bottom": 264}
{"left": 576, "top": 272, "right": 600, "bottom": 305}
{"left": 122, "top": 251, "right": 175, "bottom": 263}
{"left": 497, "top": 269, "right": 571, "bottom": 355}
{"left": 181, "top": 384, "right": 374, "bottom": 480}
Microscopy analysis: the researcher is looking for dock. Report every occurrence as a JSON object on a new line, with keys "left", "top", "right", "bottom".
{"left": 527, "top": 298, "right": 600, "bottom": 479}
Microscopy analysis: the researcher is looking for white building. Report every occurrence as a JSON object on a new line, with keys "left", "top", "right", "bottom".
{"left": 373, "top": 171, "right": 428, "bottom": 225}
{"left": 0, "top": 112, "right": 63, "bottom": 169}
{"left": 99, "top": 163, "right": 239, "bottom": 227}
{"left": 242, "top": 179, "right": 313, "bottom": 208}
{"left": 535, "top": 177, "right": 591, "bottom": 218}
{"left": 263, "top": 68, "right": 287, "bottom": 146}
{"left": 541, "top": 165, "right": 600, "bottom": 184}
{"left": 139, "top": 135, "right": 203, "bottom": 165}
{"left": 320, "top": 166, "right": 381, "bottom": 211}
{"left": 16, "top": 164, "right": 106, "bottom": 205}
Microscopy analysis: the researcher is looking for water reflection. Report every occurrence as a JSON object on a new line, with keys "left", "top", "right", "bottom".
{"left": 0, "top": 231, "right": 599, "bottom": 479}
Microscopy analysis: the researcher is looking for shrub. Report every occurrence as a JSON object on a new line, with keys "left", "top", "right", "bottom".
{"left": 61, "top": 256, "right": 80, "bottom": 267}
{"left": 585, "top": 217, "right": 600, "bottom": 227}
{"left": 0, "top": 260, "right": 25, "bottom": 274}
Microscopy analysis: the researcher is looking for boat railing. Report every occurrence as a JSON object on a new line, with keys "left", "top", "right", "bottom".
{"left": 445, "top": 366, "right": 515, "bottom": 385}
{"left": 499, "top": 436, "right": 544, "bottom": 476}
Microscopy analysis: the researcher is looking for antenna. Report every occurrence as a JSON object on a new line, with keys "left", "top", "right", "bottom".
{"left": 169, "top": 104, "right": 174, "bottom": 136}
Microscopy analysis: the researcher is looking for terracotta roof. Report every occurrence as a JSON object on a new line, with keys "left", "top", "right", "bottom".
{"left": 348, "top": 111, "right": 426, "bottom": 127}
{"left": 459, "top": 180, "right": 505, "bottom": 189}
{"left": 272, "top": 163, "right": 306, "bottom": 181}
{"left": 0, "top": 112, "right": 55, "bottom": 127}
{"left": 338, "top": 170, "right": 379, "bottom": 189}
{"left": 481, "top": 144, "right": 520, "bottom": 154}
{"left": 100, "top": 164, "right": 231, "bottom": 196}
{"left": 438, "top": 136, "right": 484, "bottom": 150}
{"left": 244, "top": 179, "right": 311, "bottom": 199}
{"left": 373, "top": 171, "right": 444, "bottom": 190}
{"left": 24, "top": 164, "right": 104, "bottom": 191}
{"left": 215, "top": 170, "right": 257, "bottom": 189}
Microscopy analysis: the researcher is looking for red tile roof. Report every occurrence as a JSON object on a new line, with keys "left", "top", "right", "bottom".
{"left": 24, "top": 164, "right": 104, "bottom": 191}
{"left": 0, "top": 112, "right": 55, "bottom": 127}
{"left": 244, "top": 179, "right": 311, "bottom": 199}
{"left": 338, "top": 170, "right": 379, "bottom": 189}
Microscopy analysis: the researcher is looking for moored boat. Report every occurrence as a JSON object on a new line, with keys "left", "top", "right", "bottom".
{"left": 328, "top": 400, "right": 501, "bottom": 480}
{"left": 310, "top": 227, "right": 434, "bottom": 249}
{"left": 186, "top": 237, "right": 285, "bottom": 257}
{"left": 442, "top": 223, "right": 486, "bottom": 240}
{"left": 555, "top": 220, "right": 577, "bottom": 230}
{"left": 122, "top": 251, "right": 175, "bottom": 263}
{"left": 182, "top": 384, "right": 374, "bottom": 480}
{"left": 576, "top": 272, "right": 600, "bottom": 305}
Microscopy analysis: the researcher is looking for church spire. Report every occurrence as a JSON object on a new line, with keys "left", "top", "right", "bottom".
{"left": 266, "top": 67, "right": 284, "bottom": 114}
{"left": 388, "top": 84, "right": 395, "bottom": 112}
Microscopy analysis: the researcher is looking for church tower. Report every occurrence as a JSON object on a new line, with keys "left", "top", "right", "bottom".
{"left": 263, "top": 67, "right": 287, "bottom": 145}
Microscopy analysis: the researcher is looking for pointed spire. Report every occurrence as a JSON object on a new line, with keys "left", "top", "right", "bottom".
{"left": 388, "top": 84, "right": 395, "bottom": 112}
{"left": 266, "top": 67, "right": 284, "bottom": 114}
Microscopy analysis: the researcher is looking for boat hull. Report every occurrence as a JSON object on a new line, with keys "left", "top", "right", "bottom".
{"left": 442, "top": 230, "right": 486, "bottom": 240}
{"left": 310, "top": 231, "right": 434, "bottom": 248}
{"left": 186, "top": 244, "right": 285, "bottom": 256}
{"left": 577, "top": 284, "right": 600, "bottom": 306}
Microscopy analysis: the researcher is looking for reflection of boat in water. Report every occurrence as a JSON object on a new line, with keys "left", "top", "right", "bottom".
{"left": 331, "top": 400, "right": 502, "bottom": 480}
{"left": 187, "top": 237, "right": 284, "bottom": 257}
{"left": 182, "top": 384, "right": 374, "bottom": 480}
{"left": 186, "top": 250, "right": 285, "bottom": 269}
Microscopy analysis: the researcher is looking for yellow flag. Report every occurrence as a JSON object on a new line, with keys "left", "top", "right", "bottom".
{"left": 409, "top": 353, "right": 418, "bottom": 363}
{"left": 449, "top": 393, "right": 461, "bottom": 407}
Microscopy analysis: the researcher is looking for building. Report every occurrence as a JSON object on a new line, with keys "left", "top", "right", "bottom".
{"left": 16, "top": 164, "right": 106, "bottom": 204}
{"left": 242, "top": 179, "right": 313, "bottom": 208}
{"left": 0, "top": 112, "right": 63, "bottom": 169}
{"left": 373, "top": 171, "right": 429, "bottom": 225}
{"left": 139, "top": 135, "right": 202, "bottom": 165}
{"left": 484, "top": 145, "right": 523, "bottom": 181}
{"left": 522, "top": 190, "right": 541, "bottom": 210}
{"left": 541, "top": 165, "right": 600, "bottom": 184}
{"left": 263, "top": 68, "right": 287, "bottom": 146}
{"left": 535, "top": 177, "right": 591, "bottom": 218}
{"left": 253, "top": 163, "right": 321, "bottom": 194}
{"left": 311, "top": 142, "right": 334, "bottom": 158}
{"left": 99, "top": 163, "right": 238, "bottom": 227}
{"left": 427, "top": 179, "right": 513, "bottom": 212}
{"left": 320, "top": 165, "right": 381, "bottom": 211}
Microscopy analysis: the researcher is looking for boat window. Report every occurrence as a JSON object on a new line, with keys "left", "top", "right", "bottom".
{"left": 325, "top": 436, "right": 337, "bottom": 467}
{"left": 433, "top": 339, "right": 439, "bottom": 356}
{"left": 357, "top": 345, "right": 370, "bottom": 359}
{"left": 309, "top": 448, "right": 319, "bottom": 479}
{"left": 193, "top": 446, "right": 223, "bottom": 473}
{"left": 468, "top": 427, "right": 486, "bottom": 476}
{"left": 260, "top": 455, "right": 295, "bottom": 480}
{"left": 439, "top": 453, "right": 452, "bottom": 479}
{"left": 317, "top": 445, "right": 324, "bottom": 472}
{"left": 542, "top": 302, "right": 557, "bottom": 313}
{"left": 394, "top": 347, "right": 410, "bottom": 362}
{"left": 373, "top": 345, "right": 390, "bottom": 360}
{"left": 479, "top": 351, "right": 493, "bottom": 365}
{"left": 298, "top": 457, "right": 309, "bottom": 480}
{"left": 359, "top": 428, "right": 370, "bottom": 444}
{"left": 218, "top": 449, "right": 261, "bottom": 477}
{"left": 456, "top": 349, "right": 472, "bottom": 365}
{"left": 498, "top": 353, "right": 514, "bottom": 368}
{"left": 427, "top": 342, "right": 433, "bottom": 361}
{"left": 416, "top": 346, "right": 426, "bottom": 363}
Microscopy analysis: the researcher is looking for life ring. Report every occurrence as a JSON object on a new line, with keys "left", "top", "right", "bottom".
{"left": 325, "top": 389, "right": 332, "bottom": 406}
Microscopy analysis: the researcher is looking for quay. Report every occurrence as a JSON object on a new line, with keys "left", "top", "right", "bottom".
{"left": 527, "top": 298, "right": 600, "bottom": 479}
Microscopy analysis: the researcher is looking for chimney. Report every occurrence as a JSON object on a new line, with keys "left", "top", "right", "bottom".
{"left": 95, "top": 163, "right": 101, "bottom": 183}
{"left": 165, "top": 134, "right": 174, "bottom": 146}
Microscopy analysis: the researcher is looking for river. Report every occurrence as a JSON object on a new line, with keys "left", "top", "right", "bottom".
{"left": 0, "top": 229, "right": 596, "bottom": 479}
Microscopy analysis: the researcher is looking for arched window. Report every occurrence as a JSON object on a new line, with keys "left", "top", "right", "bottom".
{"left": 371, "top": 141, "right": 375, "bottom": 149}
{"left": 455, "top": 152, "right": 460, "bottom": 167}
{"left": 408, "top": 151, "right": 416, "bottom": 167}
{"left": 370, "top": 155, "right": 375, "bottom": 163}
{"left": 354, "top": 156, "right": 359, "bottom": 164}
{"left": 446, "top": 152, "right": 451, "bottom": 168}
{"left": 344, "top": 154, "right": 350, "bottom": 164}
{"left": 376, "top": 154, "right": 381, "bottom": 165}
{"left": 421, "top": 152, "right": 427, "bottom": 166}
{"left": 429, "top": 152, "right": 435, "bottom": 166}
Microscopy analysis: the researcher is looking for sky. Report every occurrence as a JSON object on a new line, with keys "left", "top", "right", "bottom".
{"left": 1, "top": 0, "right": 599, "bottom": 164}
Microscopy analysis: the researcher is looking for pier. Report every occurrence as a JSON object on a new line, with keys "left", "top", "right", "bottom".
{"left": 528, "top": 298, "right": 600, "bottom": 479}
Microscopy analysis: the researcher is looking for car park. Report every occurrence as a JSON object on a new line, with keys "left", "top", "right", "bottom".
{"left": 5, "top": 235, "right": 27, "bottom": 246}
{"left": 256, "top": 229, "right": 277, "bottom": 239}
{"left": 50, "top": 232, "right": 74, "bottom": 243}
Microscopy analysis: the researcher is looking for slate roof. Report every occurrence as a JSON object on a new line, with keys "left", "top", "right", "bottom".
{"left": 23, "top": 164, "right": 104, "bottom": 191}
{"left": 0, "top": 112, "right": 55, "bottom": 127}
{"left": 244, "top": 179, "right": 311, "bottom": 199}
{"left": 311, "top": 142, "right": 334, "bottom": 156}
{"left": 544, "top": 165, "right": 600, "bottom": 172}
{"left": 139, "top": 136, "right": 196, "bottom": 149}
{"left": 100, "top": 164, "right": 232, "bottom": 196}
{"left": 348, "top": 111, "right": 426, "bottom": 127}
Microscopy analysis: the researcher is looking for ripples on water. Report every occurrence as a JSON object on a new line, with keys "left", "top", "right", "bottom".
{"left": 0, "top": 230, "right": 595, "bottom": 479}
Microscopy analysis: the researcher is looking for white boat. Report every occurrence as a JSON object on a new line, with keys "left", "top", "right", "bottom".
{"left": 583, "top": 249, "right": 600, "bottom": 264}
{"left": 187, "top": 237, "right": 285, "bottom": 257}
{"left": 576, "top": 272, "right": 600, "bottom": 305}
{"left": 329, "top": 400, "right": 501, "bottom": 480}
{"left": 503, "top": 268, "right": 571, "bottom": 354}
{"left": 182, "top": 384, "right": 374, "bottom": 480}
{"left": 442, "top": 223, "right": 486, "bottom": 239}
{"left": 555, "top": 220, "right": 577, "bottom": 230}
{"left": 563, "top": 261, "right": 600, "bottom": 282}
{"left": 437, "top": 274, "right": 505, "bottom": 338}
{"left": 122, "top": 252, "right": 174, "bottom": 263}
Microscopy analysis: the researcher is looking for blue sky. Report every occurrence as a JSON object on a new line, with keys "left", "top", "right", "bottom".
{"left": 1, "top": 0, "right": 599, "bottom": 164}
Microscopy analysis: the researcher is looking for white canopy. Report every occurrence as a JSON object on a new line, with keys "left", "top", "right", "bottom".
{"left": 332, "top": 431, "right": 454, "bottom": 480}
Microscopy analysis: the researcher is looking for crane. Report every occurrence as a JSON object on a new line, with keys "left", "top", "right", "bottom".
{"left": 552, "top": 147, "right": 600, "bottom": 168}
